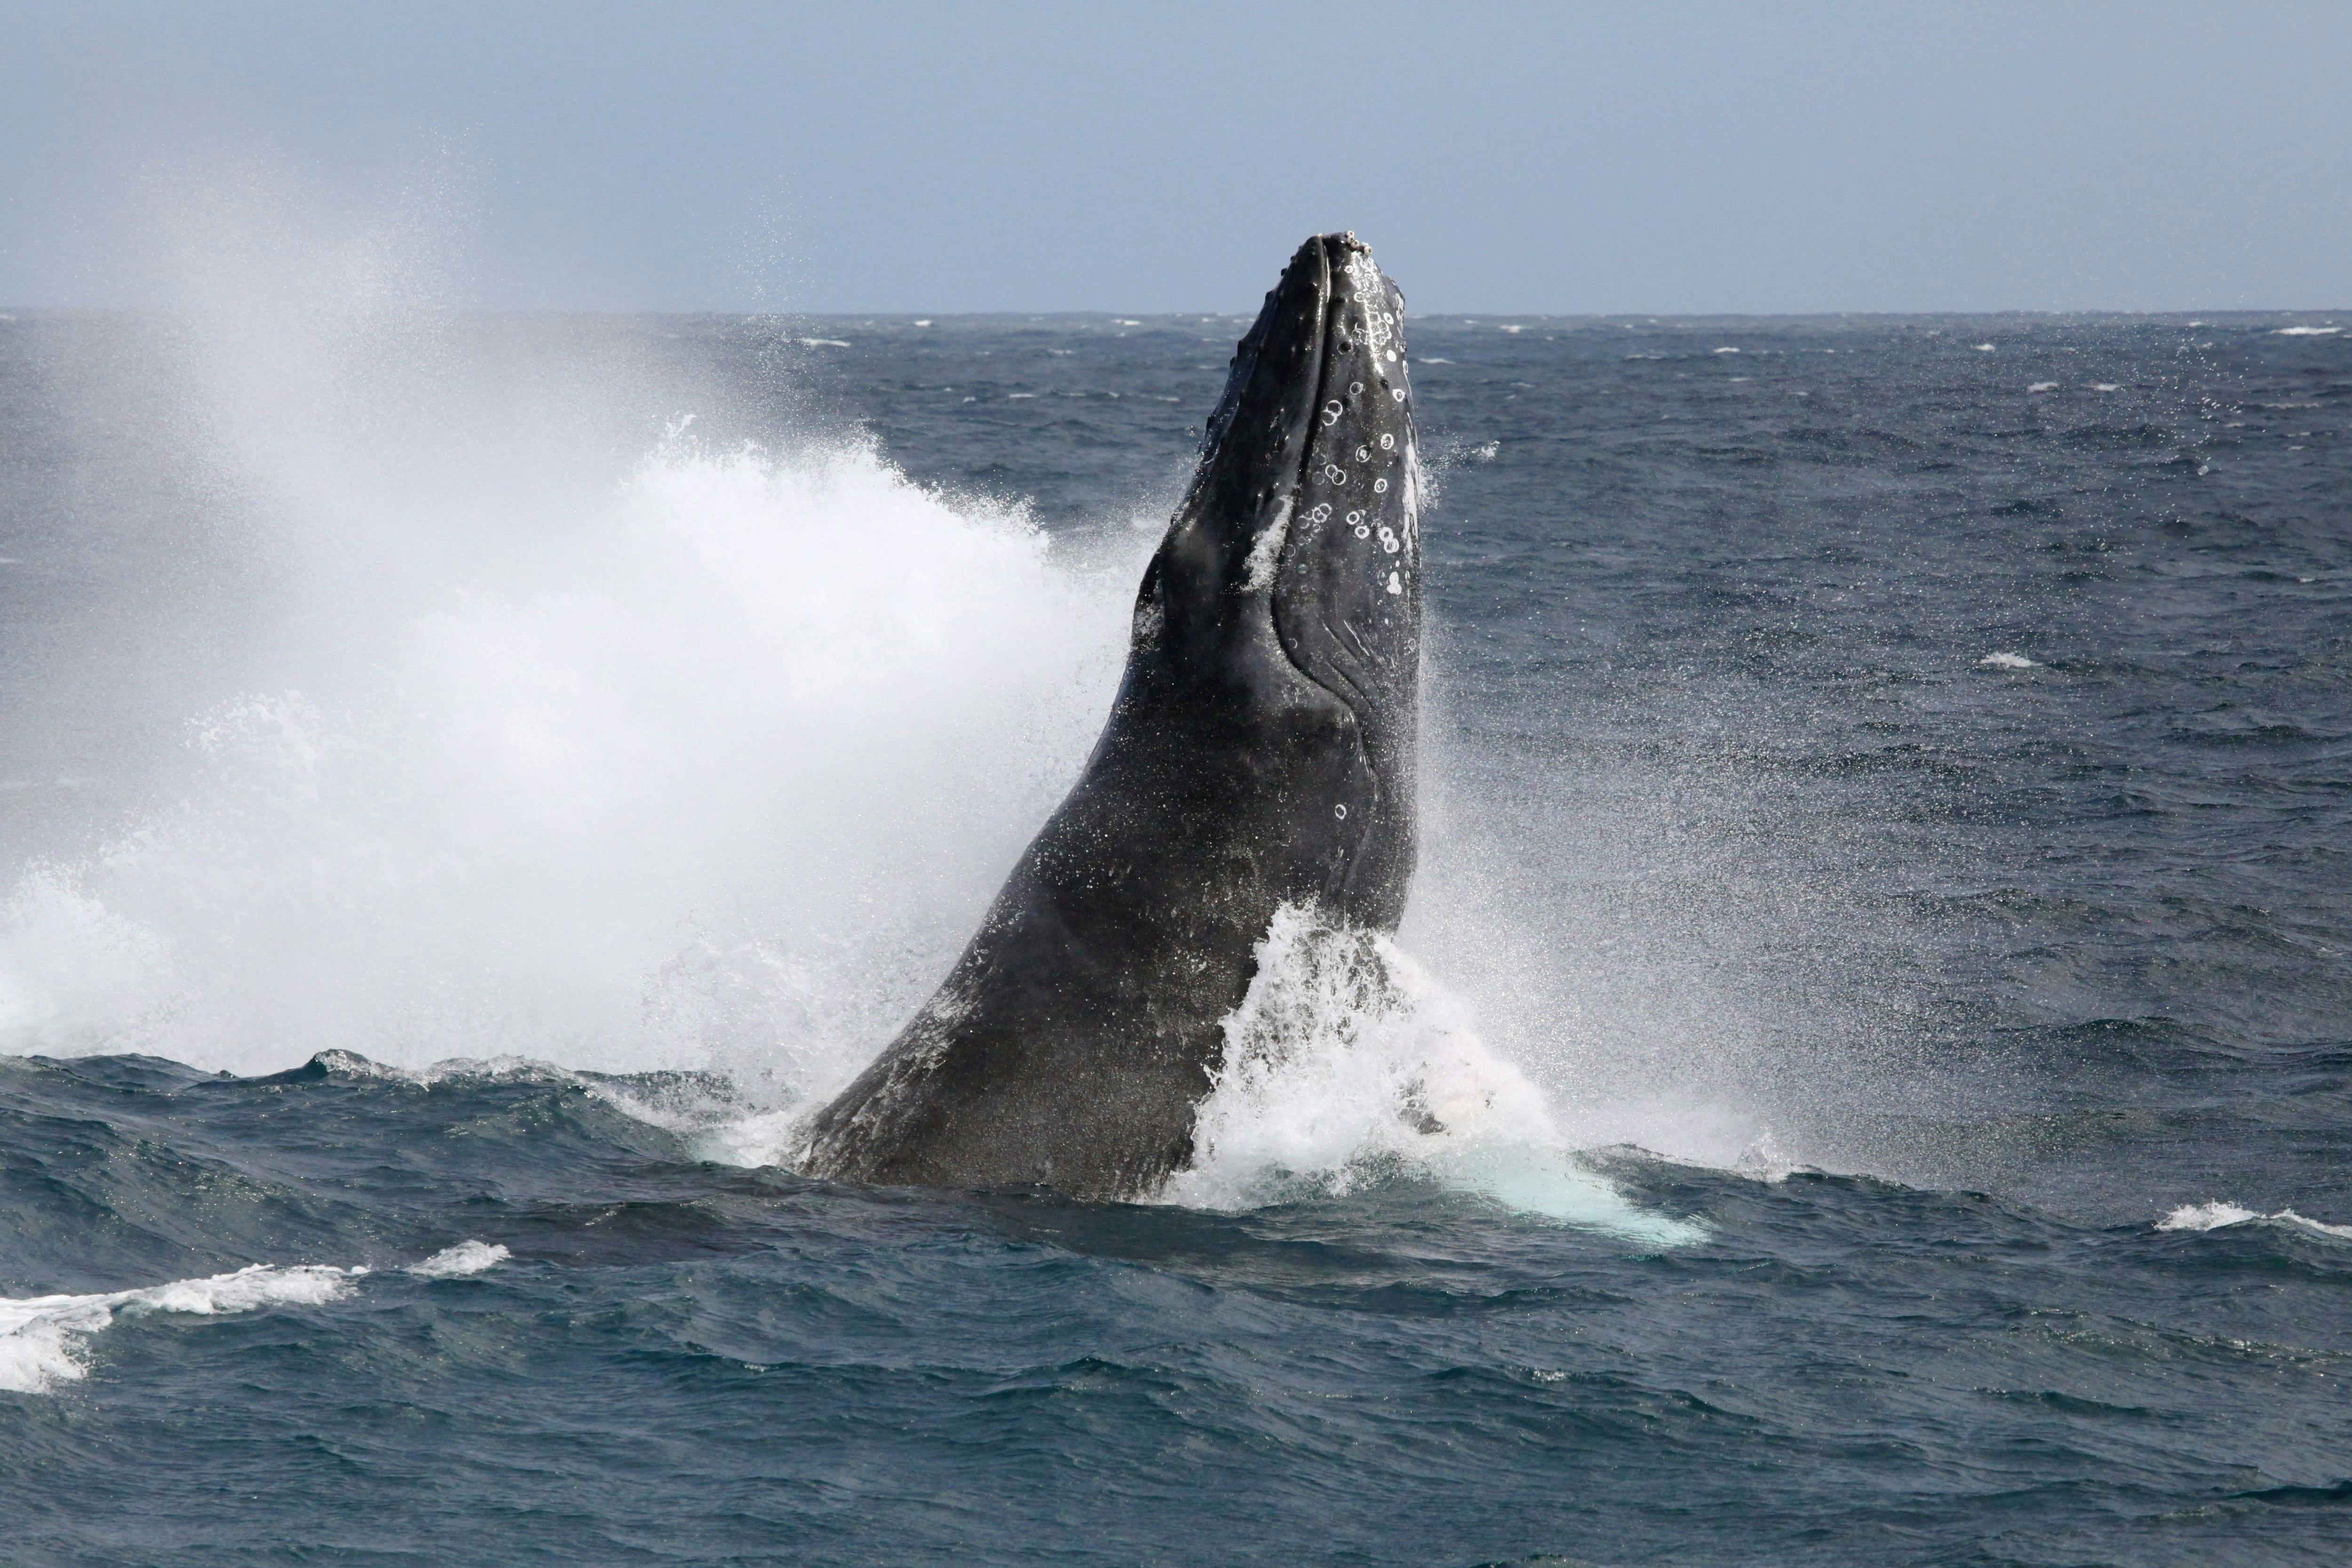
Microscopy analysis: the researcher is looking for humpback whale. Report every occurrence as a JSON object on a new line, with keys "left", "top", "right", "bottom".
{"left": 797, "top": 233, "right": 1422, "bottom": 1199}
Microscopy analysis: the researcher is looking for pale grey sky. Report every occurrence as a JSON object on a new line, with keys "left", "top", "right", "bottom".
{"left": 5, "top": 0, "right": 2347, "bottom": 313}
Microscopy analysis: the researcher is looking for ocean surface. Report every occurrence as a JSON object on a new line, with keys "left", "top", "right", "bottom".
{"left": 1, "top": 289, "right": 2347, "bottom": 1565}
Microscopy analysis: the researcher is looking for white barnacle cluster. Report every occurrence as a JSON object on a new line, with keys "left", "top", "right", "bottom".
{"left": 1343, "top": 251, "right": 1399, "bottom": 364}
{"left": 1345, "top": 255, "right": 1392, "bottom": 374}
{"left": 1346, "top": 254, "right": 1409, "bottom": 404}
{"left": 1301, "top": 245, "right": 1417, "bottom": 604}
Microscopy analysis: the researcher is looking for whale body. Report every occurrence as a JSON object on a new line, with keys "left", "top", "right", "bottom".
{"left": 797, "top": 234, "right": 1422, "bottom": 1199}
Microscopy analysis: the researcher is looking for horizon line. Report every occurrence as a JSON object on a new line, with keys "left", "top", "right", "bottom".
{"left": 2, "top": 304, "right": 2345, "bottom": 322}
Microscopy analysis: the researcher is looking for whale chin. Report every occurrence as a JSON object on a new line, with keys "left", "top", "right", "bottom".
{"left": 795, "top": 234, "right": 1422, "bottom": 1200}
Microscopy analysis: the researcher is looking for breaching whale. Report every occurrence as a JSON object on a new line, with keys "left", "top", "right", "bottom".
{"left": 796, "top": 233, "right": 1422, "bottom": 1200}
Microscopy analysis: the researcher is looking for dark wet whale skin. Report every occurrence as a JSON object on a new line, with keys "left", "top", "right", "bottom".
{"left": 798, "top": 234, "right": 1422, "bottom": 1199}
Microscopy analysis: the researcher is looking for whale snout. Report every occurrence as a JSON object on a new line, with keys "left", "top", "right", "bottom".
{"left": 1161, "top": 234, "right": 1421, "bottom": 726}
{"left": 1265, "top": 236, "right": 1422, "bottom": 797}
{"left": 1157, "top": 231, "right": 1422, "bottom": 918}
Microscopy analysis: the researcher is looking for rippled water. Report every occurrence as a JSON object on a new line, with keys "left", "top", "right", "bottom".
{"left": 2, "top": 302, "right": 2347, "bottom": 1565}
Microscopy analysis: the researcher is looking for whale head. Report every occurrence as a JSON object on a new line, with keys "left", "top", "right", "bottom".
{"left": 1134, "top": 232, "right": 1422, "bottom": 924}
{"left": 793, "top": 235, "right": 1425, "bottom": 1198}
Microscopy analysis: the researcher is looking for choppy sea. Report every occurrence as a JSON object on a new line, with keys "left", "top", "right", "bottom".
{"left": 1, "top": 288, "right": 2346, "bottom": 1565}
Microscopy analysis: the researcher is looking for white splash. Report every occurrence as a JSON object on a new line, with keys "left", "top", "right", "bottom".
{"left": 1977, "top": 652, "right": 2039, "bottom": 670}
{"left": 0, "top": 431, "right": 1137, "bottom": 1090}
{"left": 0, "top": 1264, "right": 364, "bottom": 1396}
{"left": 1163, "top": 906, "right": 1707, "bottom": 1244}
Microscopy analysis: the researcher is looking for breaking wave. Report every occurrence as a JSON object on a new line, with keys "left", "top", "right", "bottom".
{"left": 2156, "top": 1202, "right": 2352, "bottom": 1240}
{"left": 0, "top": 1264, "right": 365, "bottom": 1396}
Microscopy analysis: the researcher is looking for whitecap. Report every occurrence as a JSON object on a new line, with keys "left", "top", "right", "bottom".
{"left": 309, "top": 1049, "right": 579, "bottom": 1088}
{"left": 580, "top": 1075, "right": 805, "bottom": 1168}
{"left": 405, "top": 1240, "right": 510, "bottom": 1278}
{"left": 2157, "top": 1202, "right": 2352, "bottom": 1240}
{"left": 2090, "top": 383, "right": 2122, "bottom": 392}
{"left": 0, "top": 1264, "right": 364, "bottom": 1396}
{"left": 796, "top": 338, "right": 851, "bottom": 349}
{"left": 2027, "top": 382, "right": 2059, "bottom": 393}
{"left": 1977, "top": 652, "right": 2038, "bottom": 670}
{"left": 2272, "top": 326, "right": 2339, "bottom": 336}
{"left": 1712, "top": 346, "right": 1740, "bottom": 355}
{"left": 1974, "top": 343, "right": 1995, "bottom": 352}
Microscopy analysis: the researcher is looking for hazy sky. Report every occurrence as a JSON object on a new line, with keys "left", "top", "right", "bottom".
{"left": 6, "top": 1, "right": 2347, "bottom": 314}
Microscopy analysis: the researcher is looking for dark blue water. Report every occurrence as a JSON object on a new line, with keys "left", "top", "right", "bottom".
{"left": 2, "top": 304, "right": 2348, "bottom": 1565}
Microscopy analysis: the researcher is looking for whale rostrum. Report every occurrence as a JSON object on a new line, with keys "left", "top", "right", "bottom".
{"left": 795, "top": 233, "right": 1422, "bottom": 1199}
